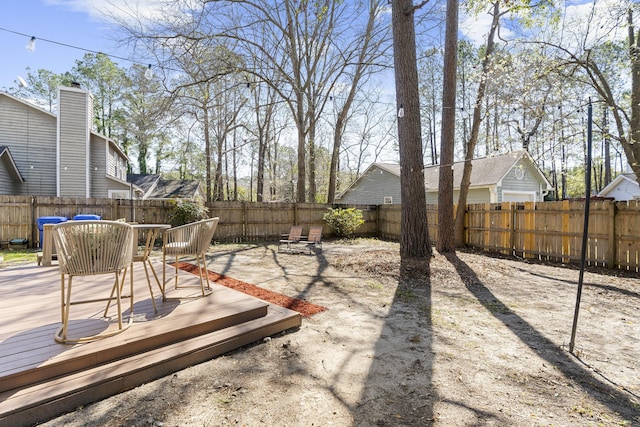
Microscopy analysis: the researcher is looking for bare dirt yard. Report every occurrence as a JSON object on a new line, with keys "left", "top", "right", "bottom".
{"left": 38, "top": 239, "right": 639, "bottom": 426}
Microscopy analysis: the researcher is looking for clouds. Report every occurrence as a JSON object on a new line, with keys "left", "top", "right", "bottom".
{"left": 43, "top": 0, "right": 176, "bottom": 23}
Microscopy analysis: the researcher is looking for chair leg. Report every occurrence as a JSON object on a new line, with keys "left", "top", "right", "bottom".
{"left": 60, "top": 273, "right": 65, "bottom": 324}
{"left": 104, "top": 269, "right": 122, "bottom": 316}
{"left": 142, "top": 260, "right": 158, "bottom": 313}
{"left": 114, "top": 272, "right": 123, "bottom": 329}
{"left": 55, "top": 275, "right": 73, "bottom": 343}
{"left": 201, "top": 254, "right": 211, "bottom": 290}
{"left": 174, "top": 255, "right": 179, "bottom": 290}
{"left": 162, "top": 252, "right": 167, "bottom": 301}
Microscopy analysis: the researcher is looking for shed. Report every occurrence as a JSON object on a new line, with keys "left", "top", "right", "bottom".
{"left": 597, "top": 173, "right": 640, "bottom": 201}
{"left": 335, "top": 150, "right": 552, "bottom": 205}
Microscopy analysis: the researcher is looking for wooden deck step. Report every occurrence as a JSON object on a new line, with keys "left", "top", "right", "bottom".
{"left": 0, "top": 297, "right": 269, "bottom": 393}
{"left": 0, "top": 304, "right": 301, "bottom": 427}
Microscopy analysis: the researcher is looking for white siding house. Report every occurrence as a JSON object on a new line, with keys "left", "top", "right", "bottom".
{"left": 597, "top": 173, "right": 640, "bottom": 201}
{"left": 335, "top": 151, "right": 553, "bottom": 205}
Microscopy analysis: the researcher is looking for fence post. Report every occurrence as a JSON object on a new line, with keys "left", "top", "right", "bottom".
{"left": 523, "top": 201, "right": 535, "bottom": 259}
{"left": 562, "top": 200, "right": 570, "bottom": 263}
{"left": 510, "top": 203, "right": 516, "bottom": 256}
{"left": 608, "top": 200, "right": 616, "bottom": 269}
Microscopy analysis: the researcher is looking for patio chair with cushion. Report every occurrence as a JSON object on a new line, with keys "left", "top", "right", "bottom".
{"left": 278, "top": 225, "right": 304, "bottom": 253}
{"left": 162, "top": 217, "right": 220, "bottom": 300}
{"left": 52, "top": 220, "right": 135, "bottom": 344}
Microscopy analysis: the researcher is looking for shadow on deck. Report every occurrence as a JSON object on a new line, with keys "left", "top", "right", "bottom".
{"left": 0, "top": 260, "right": 301, "bottom": 426}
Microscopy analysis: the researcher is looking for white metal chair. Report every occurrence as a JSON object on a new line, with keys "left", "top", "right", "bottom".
{"left": 162, "top": 217, "right": 219, "bottom": 300}
{"left": 52, "top": 220, "right": 134, "bottom": 343}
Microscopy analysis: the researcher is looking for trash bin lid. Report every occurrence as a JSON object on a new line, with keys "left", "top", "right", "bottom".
{"left": 73, "top": 214, "right": 102, "bottom": 220}
{"left": 37, "top": 216, "right": 69, "bottom": 227}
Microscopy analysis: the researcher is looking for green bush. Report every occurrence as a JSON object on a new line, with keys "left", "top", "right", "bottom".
{"left": 167, "top": 199, "right": 209, "bottom": 227}
{"left": 323, "top": 207, "right": 364, "bottom": 238}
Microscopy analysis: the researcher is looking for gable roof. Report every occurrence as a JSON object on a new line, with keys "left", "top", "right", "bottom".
{"left": 0, "top": 146, "right": 24, "bottom": 183}
{"left": 147, "top": 179, "right": 203, "bottom": 199}
{"left": 128, "top": 174, "right": 204, "bottom": 200}
{"left": 424, "top": 150, "right": 551, "bottom": 190}
{"left": 335, "top": 162, "right": 401, "bottom": 200}
{"left": 597, "top": 173, "right": 640, "bottom": 199}
{"left": 340, "top": 150, "right": 551, "bottom": 196}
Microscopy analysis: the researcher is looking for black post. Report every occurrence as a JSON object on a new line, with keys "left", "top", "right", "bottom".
{"left": 569, "top": 99, "right": 592, "bottom": 354}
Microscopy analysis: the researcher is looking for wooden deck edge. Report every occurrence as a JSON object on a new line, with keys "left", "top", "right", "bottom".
{"left": 0, "top": 309, "right": 302, "bottom": 427}
{"left": 0, "top": 301, "right": 269, "bottom": 393}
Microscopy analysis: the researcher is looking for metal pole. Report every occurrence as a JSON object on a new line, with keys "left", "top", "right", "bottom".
{"left": 569, "top": 98, "right": 592, "bottom": 354}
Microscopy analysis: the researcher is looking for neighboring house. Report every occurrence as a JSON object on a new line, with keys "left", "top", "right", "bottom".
{"left": 597, "top": 173, "right": 640, "bottom": 201}
{"left": 335, "top": 150, "right": 553, "bottom": 205}
{"left": 128, "top": 174, "right": 205, "bottom": 200}
{"left": 0, "top": 86, "right": 131, "bottom": 198}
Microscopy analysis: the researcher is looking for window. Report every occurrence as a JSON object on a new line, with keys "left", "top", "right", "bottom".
{"left": 383, "top": 196, "right": 393, "bottom": 204}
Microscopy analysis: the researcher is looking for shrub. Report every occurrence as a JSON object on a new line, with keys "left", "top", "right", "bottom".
{"left": 323, "top": 207, "right": 364, "bottom": 238}
{"left": 167, "top": 199, "right": 209, "bottom": 227}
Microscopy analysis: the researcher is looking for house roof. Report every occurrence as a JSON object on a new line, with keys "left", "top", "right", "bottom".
{"left": 339, "top": 150, "right": 551, "bottom": 197}
{"left": 0, "top": 146, "right": 24, "bottom": 183}
{"left": 128, "top": 174, "right": 203, "bottom": 199}
{"left": 597, "top": 173, "right": 639, "bottom": 199}
{"left": 128, "top": 174, "right": 162, "bottom": 194}
{"left": 423, "top": 150, "right": 551, "bottom": 190}
{"left": 147, "top": 179, "right": 203, "bottom": 199}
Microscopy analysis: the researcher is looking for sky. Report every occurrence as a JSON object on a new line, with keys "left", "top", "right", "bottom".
{"left": 0, "top": 0, "right": 146, "bottom": 90}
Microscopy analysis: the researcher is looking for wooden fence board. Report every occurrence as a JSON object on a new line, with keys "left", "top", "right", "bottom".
{"left": 3, "top": 196, "right": 640, "bottom": 271}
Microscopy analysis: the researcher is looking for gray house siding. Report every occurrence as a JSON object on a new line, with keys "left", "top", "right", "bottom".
{"left": 90, "top": 134, "right": 108, "bottom": 197}
{"left": 426, "top": 188, "right": 492, "bottom": 204}
{"left": 340, "top": 151, "right": 552, "bottom": 206}
{"left": 58, "top": 88, "right": 91, "bottom": 197}
{"left": 0, "top": 161, "right": 15, "bottom": 193}
{"left": 90, "top": 134, "right": 130, "bottom": 198}
{"left": 337, "top": 167, "right": 401, "bottom": 205}
{"left": 498, "top": 158, "right": 545, "bottom": 202}
{"left": 0, "top": 95, "right": 57, "bottom": 196}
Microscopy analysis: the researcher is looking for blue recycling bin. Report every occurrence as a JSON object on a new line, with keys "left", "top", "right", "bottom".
{"left": 37, "top": 216, "right": 68, "bottom": 248}
{"left": 73, "top": 214, "right": 102, "bottom": 221}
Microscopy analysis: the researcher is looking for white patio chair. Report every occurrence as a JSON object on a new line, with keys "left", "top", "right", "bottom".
{"left": 162, "top": 217, "right": 219, "bottom": 300}
{"left": 52, "top": 220, "right": 134, "bottom": 343}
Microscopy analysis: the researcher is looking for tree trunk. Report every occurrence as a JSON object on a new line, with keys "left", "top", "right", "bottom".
{"left": 436, "top": 0, "right": 459, "bottom": 253}
{"left": 203, "top": 105, "right": 211, "bottom": 204}
{"left": 392, "top": 0, "right": 432, "bottom": 280}
{"left": 454, "top": 1, "right": 500, "bottom": 247}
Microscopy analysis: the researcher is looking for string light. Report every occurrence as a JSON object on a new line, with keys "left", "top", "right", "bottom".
{"left": 0, "top": 26, "right": 159, "bottom": 75}
{"left": 144, "top": 64, "right": 153, "bottom": 80}
{"left": 397, "top": 104, "right": 405, "bottom": 118}
{"left": 26, "top": 36, "right": 35, "bottom": 52}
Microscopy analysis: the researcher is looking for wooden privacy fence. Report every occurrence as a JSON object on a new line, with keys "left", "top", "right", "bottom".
{"left": 1, "top": 196, "right": 639, "bottom": 271}
{"left": 465, "top": 199, "right": 640, "bottom": 271}
{"left": 0, "top": 196, "right": 378, "bottom": 248}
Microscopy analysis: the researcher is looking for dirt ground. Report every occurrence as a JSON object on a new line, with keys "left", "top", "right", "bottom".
{"left": 37, "top": 239, "right": 639, "bottom": 426}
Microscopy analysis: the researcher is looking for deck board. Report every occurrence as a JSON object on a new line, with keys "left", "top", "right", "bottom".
{"left": 0, "top": 259, "right": 302, "bottom": 426}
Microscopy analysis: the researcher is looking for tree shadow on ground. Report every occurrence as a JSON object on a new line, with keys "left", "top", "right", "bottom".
{"left": 352, "top": 275, "right": 436, "bottom": 426}
{"left": 443, "top": 252, "right": 638, "bottom": 419}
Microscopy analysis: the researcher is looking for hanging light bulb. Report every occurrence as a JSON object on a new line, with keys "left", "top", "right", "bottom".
{"left": 26, "top": 36, "right": 36, "bottom": 52}
{"left": 397, "top": 104, "right": 405, "bottom": 118}
{"left": 144, "top": 64, "right": 153, "bottom": 80}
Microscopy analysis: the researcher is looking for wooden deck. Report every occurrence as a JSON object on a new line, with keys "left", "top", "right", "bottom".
{"left": 0, "top": 260, "right": 302, "bottom": 427}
